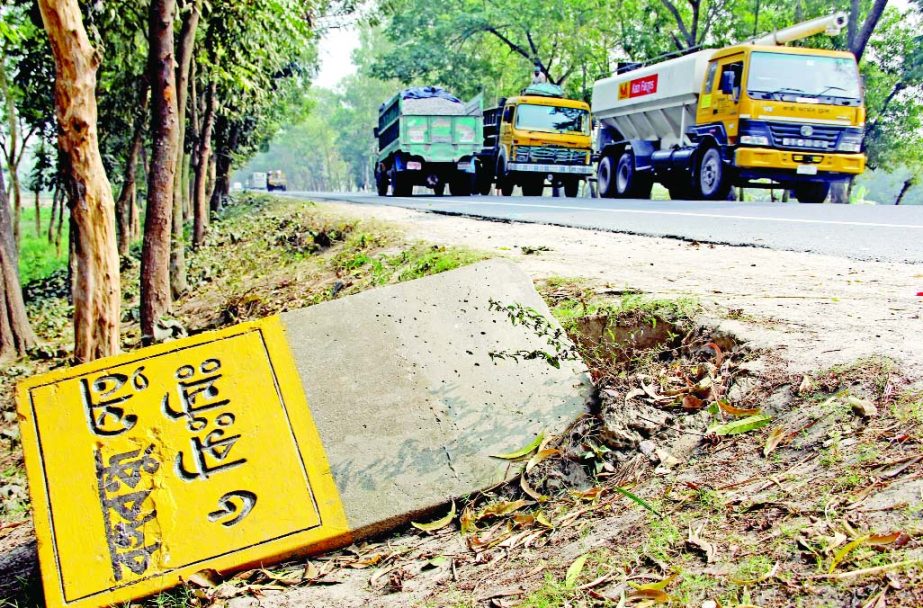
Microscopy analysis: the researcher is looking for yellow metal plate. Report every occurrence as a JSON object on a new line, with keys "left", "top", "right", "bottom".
{"left": 17, "top": 317, "right": 349, "bottom": 608}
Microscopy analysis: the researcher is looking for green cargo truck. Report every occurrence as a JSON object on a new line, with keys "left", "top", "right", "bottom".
{"left": 374, "top": 87, "right": 483, "bottom": 197}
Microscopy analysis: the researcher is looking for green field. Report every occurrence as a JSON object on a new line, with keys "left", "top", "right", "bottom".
{"left": 18, "top": 204, "right": 68, "bottom": 285}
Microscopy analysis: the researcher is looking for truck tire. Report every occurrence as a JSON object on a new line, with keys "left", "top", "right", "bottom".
{"left": 375, "top": 171, "right": 389, "bottom": 196}
{"left": 597, "top": 154, "right": 617, "bottom": 198}
{"left": 391, "top": 171, "right": 413, "bottom": 197}
{"left": 615, "top": 150, "right": 652, "bottom": 199}
{"left": 477, "top": 170, "right": 493, "bottom": 195}
{"left": 521, "top": 177, "right": 544, "bottom": 197}
{"left": 693, "top": 146, "right": 731, "bottom": 200}
{"left": 793, "top": 182, "right": 830, "bottom": 204}
{"left": 563, "top": 178, "right": 580, "bottom": 198}
{"left": 497, "top": 159, "right": 515, "bottom": 196}
{"left": 449, "top": 175, "right": 473, "bottom": 196}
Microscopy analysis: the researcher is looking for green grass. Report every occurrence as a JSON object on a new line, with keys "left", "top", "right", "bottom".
{"left": 18, "top": 204, "right": 68, "bottom": 285}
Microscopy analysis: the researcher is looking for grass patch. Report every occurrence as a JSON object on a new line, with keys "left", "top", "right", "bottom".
{"left": 18, "top": 204, "right": 68, "bottom": 284}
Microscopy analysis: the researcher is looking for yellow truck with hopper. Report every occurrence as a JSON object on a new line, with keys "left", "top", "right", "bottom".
{"left": 592, "top": 14, "right": 866, "bottom": 203}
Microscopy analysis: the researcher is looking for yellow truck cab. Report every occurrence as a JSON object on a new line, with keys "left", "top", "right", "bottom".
{"left": 478, "top": 85, "right": 593, "bottom": 197}
{"left": 592, "top": 13, "right": 866, "bottom": 203}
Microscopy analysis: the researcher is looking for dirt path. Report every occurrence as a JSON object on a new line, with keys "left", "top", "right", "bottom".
{"left": 313, "top": 200, "right": 923, "bottom": 379}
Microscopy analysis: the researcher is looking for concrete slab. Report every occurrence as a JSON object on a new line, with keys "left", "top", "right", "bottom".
{"left": 281, "top": 259, "right": 591, "bottom": 535}
{"left": 16, "top": 259, "right": 590, "bottom": 608}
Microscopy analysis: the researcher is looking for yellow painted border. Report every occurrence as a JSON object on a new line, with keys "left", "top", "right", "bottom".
{"left": 17, "top": 317, "right": 352, "bottom": 608}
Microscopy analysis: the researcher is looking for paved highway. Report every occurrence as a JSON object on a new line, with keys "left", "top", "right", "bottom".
{"left": 283, "top": 191, "right": 923, "bottom": 263}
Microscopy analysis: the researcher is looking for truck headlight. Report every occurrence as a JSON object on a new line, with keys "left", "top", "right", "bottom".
{"left": 740, "top": 135, "right": 770, "bottom": 146}
{"left": 838, "top": 141, "right": 862, "bottom": 153}
{"left": 513, "top": 147, "right": 529, "bottom": 162}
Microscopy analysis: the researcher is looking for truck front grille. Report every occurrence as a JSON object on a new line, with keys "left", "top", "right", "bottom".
{"left": 517, "top": 146, "right": 587, "bottom": 165}
{"left": 768, "top": 123, "right": 843, "bottom": 151}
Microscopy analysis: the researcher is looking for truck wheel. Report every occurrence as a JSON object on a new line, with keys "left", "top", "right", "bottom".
{"left": 563, "top": 178, "right": 580, "bottom": 198}
{"left": 449, "top": 175, "right": 472, "bottom": 196}
{"left": 693, "top": 146, "right": 731, "bottom": 200}
{"left": 597, "top": 154, "right": 617, "bottom": 198}
{"left": 375, "top": 171, "right": 389, "bottom": 196}
{"left": 793, "top": 183, "right": 830, "bottom": 204}
{"left": 497, "top": 159, "right": 515, "bottom": 196}
{"left": 615, "top": 150, "right": 652, "bottom": 199}
{"left": 521, "top": 178, "right": 544, "bottom": 197}
{"left": 391, "top": 171, "right": 413, "bottom": 197}
{"left": 477, "top": 171, "right": 493, "bottom": 195}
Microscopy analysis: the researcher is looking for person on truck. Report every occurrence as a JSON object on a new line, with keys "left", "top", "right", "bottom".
{"left": 531, "top": 64, "right": 547, "bottom": 84}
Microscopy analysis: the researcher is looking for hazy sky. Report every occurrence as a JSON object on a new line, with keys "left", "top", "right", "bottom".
{"left": 315, "top": 25, "right": 360, "bottom": 89}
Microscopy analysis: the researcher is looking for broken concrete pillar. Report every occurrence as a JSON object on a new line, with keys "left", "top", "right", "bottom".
{"left": 17, "top": 260, "right": 589, "bottom": 608}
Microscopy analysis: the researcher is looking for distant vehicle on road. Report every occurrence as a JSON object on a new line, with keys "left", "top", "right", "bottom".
{"left": 592, "top": 13, "right": 866, "bottom": 203}
{"left": 374, "top": 87, "right": 483, "bottom": 197}
{"left": 250, "top": 172, "right": 268, "bottom": 190}
{"left": 232, "top": 181, "right": 243, "bottom": 192}
{"left": 476, "top": 83, "right": 593, "bottom": 197}
{"left": 267, "top": 170, "right": 288, "bottom": 192}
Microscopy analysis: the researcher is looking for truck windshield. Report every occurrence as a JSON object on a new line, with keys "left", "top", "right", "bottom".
{"left": 515, "top": 104, "right": 589, "bottom": 134}
{"left": 747, "top": 52, "right": 862, "bottom": 102}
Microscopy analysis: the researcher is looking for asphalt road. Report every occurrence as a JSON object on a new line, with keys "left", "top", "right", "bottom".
{"left": 282, "top": 191, "right": 923, "bottom": 263}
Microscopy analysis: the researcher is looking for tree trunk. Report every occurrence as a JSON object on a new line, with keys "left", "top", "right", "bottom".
{"left": 140, "top": 0, "right": 179, "bottom": 343}
{"left": 38, "top": 0, "right": 121, "bottom": 362}
{"left": 34, "top": 189, "right": 41, "bottom": 235}
{"left": 211, "top": 120, "right": 237, "bottom": 213}
{"left": 0, "top": 169, "right": 36, "bottom": 359}
{"left": 193, "top": 80, "right": 217, "bottom": 247}
{"left": 10, "top": 172, "right": 21, "bottom": 250}
{"left": 894, "top": 178, "right": 913, "bottom": 205}
{"left": 0, "top": 56, "right": 21, "bottom": 252}
{"left": 170, "top": 0, "right": 201, "bottom": 299}
{"left": 849, "top": 0, "right": 888, "bottom": 61}
{"left": 47, "top": 186, "right": 58, "bottom": 243}
{"left": 129, "top": 182, "right": 139, "bottom": 243}
{"left": 206, "top": 150, "right": 216, "bottom": 205}
{"left": 116, "top": 91, "right": 148, "bottom": 257}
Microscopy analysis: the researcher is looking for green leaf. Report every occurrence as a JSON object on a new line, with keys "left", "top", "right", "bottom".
{"left": 491, "top": 431, "right": 544, "bottom": 460}
{"left": 709, "top": 414, "right": 772, "bottom": 436}
{"left": 412, "top": 501, "right": 456, "bottom": 533}
{"left": 565, "top": 553, "right": 589, "bottom": 589}
{"left": 424, "top": 556, "right": 450, "bottom": 569}
{"left": 614, "top": 486, "right": 662, "bottom": 518}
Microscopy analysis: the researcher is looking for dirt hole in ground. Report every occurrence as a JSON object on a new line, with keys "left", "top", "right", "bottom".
{"left": 524, "top": 299, "right": 767, "bottom": 499}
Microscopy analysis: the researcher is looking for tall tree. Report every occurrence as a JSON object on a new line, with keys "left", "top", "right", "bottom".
{"left": 140, "top": 0, "right": 180, "bottom": 342}
{"left": 0, "top": 49, "right": 37, "bottom": 249}
{"left": 115, "top": 84, "right": 149, "bottom": 256}
{"left": 170, "top": 0, "right": 202, "bottom": 297}
{"left": 0, "top": 167, "right": 36, "bottom": 360}
{"left": 193, "top": 78, "right": 216, "bottom": 246}
{"left": 37, "top": 0, "right": 121, "bottom": 361}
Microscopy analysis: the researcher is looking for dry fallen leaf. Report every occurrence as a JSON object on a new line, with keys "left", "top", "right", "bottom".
{"left": 717, "top": 399, "right": 761, "bottom": 417}
{"left": 763, "top": 427, "right": 786, "bottom": 458}
{"left": 686, "top": 524, "right": 717, "bottom": 563}
{"left": 829, "top": 531, "right": 908, "bottom": 573}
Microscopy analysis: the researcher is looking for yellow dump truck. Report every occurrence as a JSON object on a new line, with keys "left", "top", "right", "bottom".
{"left": 476, "top": 84, "right": 593, "bottom": 197}
{"left": 592, "top": 13, "right": 866, "bottom": 203}
{"left": 267, "top": 170, "right": 288, "bottom": 192}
